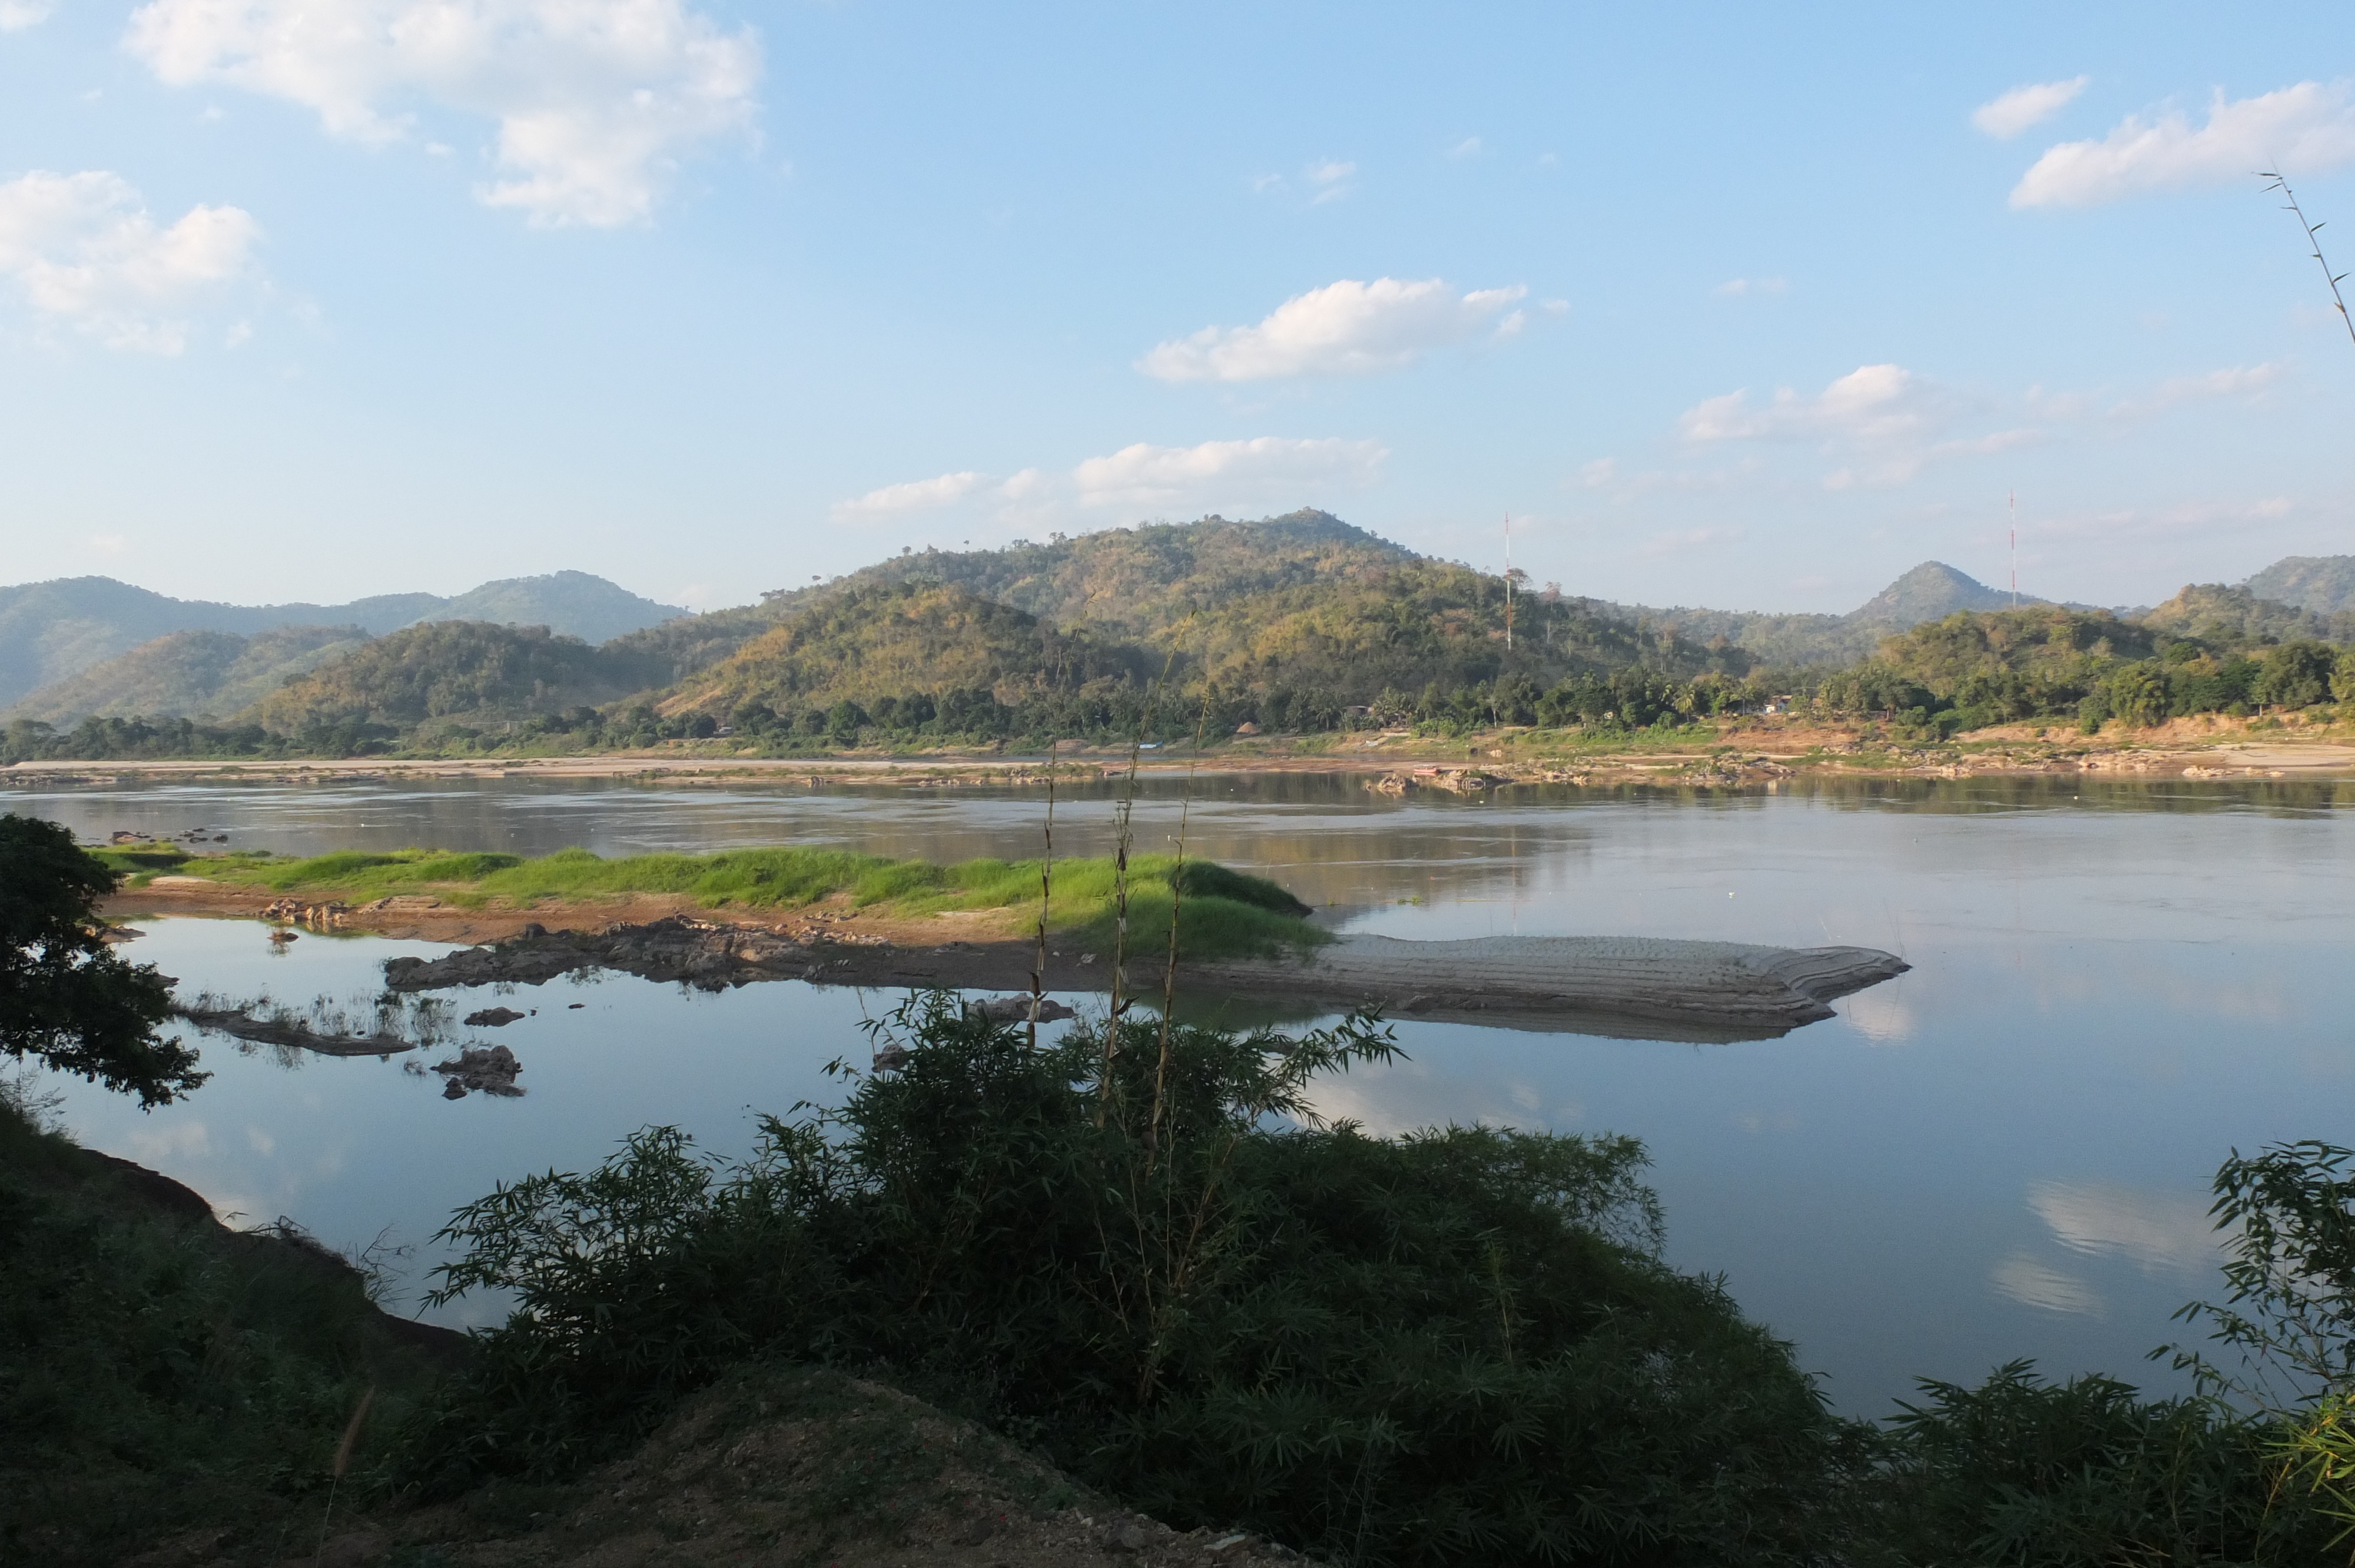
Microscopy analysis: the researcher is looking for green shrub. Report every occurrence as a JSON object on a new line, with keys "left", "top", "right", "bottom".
{"left": 1845, "top": 1362, "right": 2333, "bottom": 1566}
{"left": 409, "top": 998, "right": 1840, "bottom": 1564}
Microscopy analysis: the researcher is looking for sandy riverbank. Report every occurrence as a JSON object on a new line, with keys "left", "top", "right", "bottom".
{"left": 16, "top": 713, "right": 2355, "bottom": 792}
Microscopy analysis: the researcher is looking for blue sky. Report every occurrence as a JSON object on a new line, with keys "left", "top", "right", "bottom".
{"left": 1, "top": 1, "right": 2351, "bottom": 614}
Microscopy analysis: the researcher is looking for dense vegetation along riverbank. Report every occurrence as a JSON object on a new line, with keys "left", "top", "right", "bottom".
{"left": 15, "top": 713, "right": 2355, "bottom": 795}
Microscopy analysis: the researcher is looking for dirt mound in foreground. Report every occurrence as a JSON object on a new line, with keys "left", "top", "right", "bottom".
{"left": 135, "top": 1366, "right": 1303, "bottom": 1568}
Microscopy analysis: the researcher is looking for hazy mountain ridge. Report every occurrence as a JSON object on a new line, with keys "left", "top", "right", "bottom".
{"left": 1590, "top": 563, "right": 2049, "bottom": 667}
{"left": 0, "top": 570, "right": 686, "bottom": 711}
{"left": 2244, "top": 556, "right": 2355, "bottom": 618}
{"left": 1, "top": 626, "right": 373, "bottom": 726}
{"left": 8, "top": 523, "right": 2346, "bottom": 740}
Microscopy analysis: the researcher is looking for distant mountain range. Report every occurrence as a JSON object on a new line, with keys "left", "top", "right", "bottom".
{"left": 0, "top": 570, "right": 685, "bottom": 714}
{"left": 1590, "top": 562, "right": 2039, "bottom": 667}
{"left": 2, "top": 517, "right": 2347, "bottom": 734}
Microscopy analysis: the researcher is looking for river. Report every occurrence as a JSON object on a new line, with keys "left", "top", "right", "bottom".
{"left": 11, "top": 769, "right": 2353, "bottom": 1415}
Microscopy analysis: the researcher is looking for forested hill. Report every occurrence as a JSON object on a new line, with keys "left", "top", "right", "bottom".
{"left": 248, "top": 622, "right": 667, "bottom": 737}
{"left": 2241, "top": 556, "right": 2355, "bottom": 618}
{"left": 0, "top": 570, "right": 686, "bottom": 710}
{"left": 2, "top": 626, "right": 372, "bottom": 725}
{"left": 765, "top": 510, "right": 1417, "bottom": 640}
{"left": 661, "top": 583, "right": 1150, "bottom": 716}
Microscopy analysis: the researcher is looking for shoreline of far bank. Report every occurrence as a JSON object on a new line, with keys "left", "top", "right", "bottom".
{"left": 12, "top": 712, "right": 2355, "bottom": 794}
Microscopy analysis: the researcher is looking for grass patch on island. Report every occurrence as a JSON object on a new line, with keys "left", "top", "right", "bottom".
{"left": 183, "top": 844, "right": 1327, "bottom": 960}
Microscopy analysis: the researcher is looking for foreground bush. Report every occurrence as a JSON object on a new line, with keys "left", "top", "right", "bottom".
{"left": 409, "top": 997, "right": 1844, "bottom": 1564}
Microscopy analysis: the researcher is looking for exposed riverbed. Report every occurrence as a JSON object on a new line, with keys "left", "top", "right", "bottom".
{"left": 12, "top": 770, "right": 2354, "bottom": 1414}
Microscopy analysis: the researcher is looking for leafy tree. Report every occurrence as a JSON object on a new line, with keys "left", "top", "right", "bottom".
{"left": 2254, "top": 641, "right": 2340, "bottom": 711}
{"left": 0, "top": 815, "right": 203, "bottom": 1108}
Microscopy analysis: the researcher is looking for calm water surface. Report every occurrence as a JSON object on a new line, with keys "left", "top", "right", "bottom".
{"left": 12, "top": 771, "right": 2354, "bottom": 1414}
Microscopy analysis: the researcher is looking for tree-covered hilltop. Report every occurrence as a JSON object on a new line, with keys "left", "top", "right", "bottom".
{"left": 2245, "top": 554, "right": 2355, "bottom": 617}
{"left": 247, "top": 621, "right": 668, "bottom": 740}
{"left": 1816, "top": 595, "right": 2354, "bottom": 735}
{"left": 772, "top": 509, "right": 1417, "bottom": 638}
{"left": 663, "top": 582, "right": 1152, "bottom": 716}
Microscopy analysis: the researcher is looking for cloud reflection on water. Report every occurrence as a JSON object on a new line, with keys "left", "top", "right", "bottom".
{"left": 2029, "top": 1180, "right": 2228, "bottom": 1276}
{"left": 1991, "top": 1250, "right": 2107, "bottom": 1317}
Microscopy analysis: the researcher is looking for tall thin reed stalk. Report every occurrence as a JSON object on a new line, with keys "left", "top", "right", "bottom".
{"left": 2262, "top": 170, "right": 2355, "bottom": 352}
{"left": 1146, "top": 690, "right": 1216, "bottom": 1162}
{"left": 1099, "top": 649, "right": 1178, "bottom": 1122}
{"left": 312, "top": 1383, "right": 374, "bottom": 1565}
{"left": 1030, "top": 738, "right": 1056, "bottom": 1050}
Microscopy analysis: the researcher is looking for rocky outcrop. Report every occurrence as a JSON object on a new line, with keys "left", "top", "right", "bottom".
{"left": 383, "top": 915, "right": 818, "bottom": 992}
{"left": 174, "top": 1004, "right": 416, "bottom": 1057}
{"left": 434, "top": 1043, "right": 523, "bottom": 1098}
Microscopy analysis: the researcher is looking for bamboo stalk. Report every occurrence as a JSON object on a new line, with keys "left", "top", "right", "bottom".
{"left": 1146, "top": 690, "right": 1215, "bottom": 1160}
{"left": 1030, "top": 737, "right": 1056, "bottom": 1051}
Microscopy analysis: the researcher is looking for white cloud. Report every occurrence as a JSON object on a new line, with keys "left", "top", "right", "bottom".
{"left": 2108, "top": 361, "right": 2282, "bottom": 418}
{"left": 2011, "top": 81, "right": 2355, "bottom": 208}
{"left": 1713, "top": 276, "right": 1786, "bottom": 298}
{"left": 0, "top": 0, "right": 53, "bottom": 30}
{"left": 122, "top": 0, "right": 761, "bottom": 227}
{"left": 0, "top": 170, "right": 261, "bottom": 353}
{"left": 831, "top": 470, "right": 987, "bottom": 520}
{"left": 1304, "top": 157, "right": 1354, "bottom": 202}
{"left": 1972, "top": 76, "right": 2088, "bottom": 138}
{"left": 1680, "top": 363, "right": 1950, "bottom": 446}
{"left": 1071, "top": 436, "right": 1385, "bottom": 510}
{"left": 1680, "top": 364, "right": 2048, "bottom": 488}
{"left": 1140, "top": 276, "right": 1529, "bottom": 383}
{"left": 1448, "top": 135, "right": 1482, "bottom": 159}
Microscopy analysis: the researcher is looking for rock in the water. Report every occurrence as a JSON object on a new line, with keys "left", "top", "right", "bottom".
{"left": 966, "top": 995, "right": 1076, "bottom": 1024}
{"left": 434, "top": 1043, "right": 523, "bottom": 1098}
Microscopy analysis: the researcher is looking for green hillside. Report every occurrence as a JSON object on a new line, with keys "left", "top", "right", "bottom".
{"left": 775, "top": 509, "right": 1415, "bottom": 640}
{"left": 1, "top": 625, "right": 372, "bottom": 725}
{"left": 2140, "top": 582, "right": 2355, "bottom": 645}
{"left": 248, "top": 622, "right": 664, "bottom": 736}
{"left": 2245, "top": 554, "right": 2355, "bottom": 617}
{"left": 664, "top": 582, "right": 1150, "bottom": 714}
